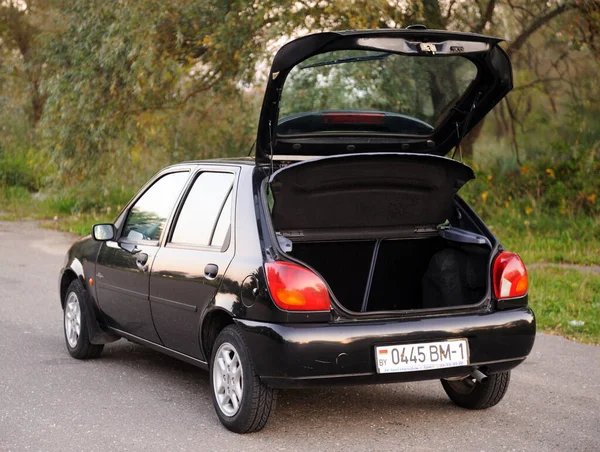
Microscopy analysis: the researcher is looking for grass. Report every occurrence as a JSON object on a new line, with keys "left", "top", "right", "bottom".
{"left": 1, "top": 185, "right": 125, "bottom": 235}
{"left": 529, "top": 266, "right": 600, "bottom": 344}
{"left": 37, "top": 212, "right": 116, "bottom": 236}
{"left": 482, "top": 212, "right": 600, "bottom": 266}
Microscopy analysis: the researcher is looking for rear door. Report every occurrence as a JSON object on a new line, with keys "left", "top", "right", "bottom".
{"left": 148, "top": 167, "right": 237, "bottom": 359}
{"left": 95, "top": 170, "right": 190, "bottom": 341}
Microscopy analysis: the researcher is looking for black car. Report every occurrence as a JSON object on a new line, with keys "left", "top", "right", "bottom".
{"left": 59, "top": 28, "right": 535, "bottom": 433}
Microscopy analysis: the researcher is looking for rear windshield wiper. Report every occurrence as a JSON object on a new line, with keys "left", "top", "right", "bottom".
{"left": 301, "top": 53, "right": 390, "bottom": 70}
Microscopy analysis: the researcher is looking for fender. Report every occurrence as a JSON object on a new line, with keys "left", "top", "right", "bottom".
{"left": 59, "top": 256, "right": 120, "bottom": 345}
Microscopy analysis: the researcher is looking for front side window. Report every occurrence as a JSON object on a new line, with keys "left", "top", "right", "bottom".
{"left": 122, "top": 172, "right": 189, "bottom": 242}
{"left": 170, "top": 172, "right": 235, "bottom": 248}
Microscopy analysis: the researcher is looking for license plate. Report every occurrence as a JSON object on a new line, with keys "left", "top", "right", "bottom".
{"left": 375, "top": 339, "right": 469, "bottom": 374}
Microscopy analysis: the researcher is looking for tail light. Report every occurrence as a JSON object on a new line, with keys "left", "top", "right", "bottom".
{"left": 322, "top": 112, "right": 385, "bottom": 125}
{"left": 265, "top": 261, "right": 331, "bottom": 311}
{"left": 492, "top": 251, "right": 528, "bottom": 299}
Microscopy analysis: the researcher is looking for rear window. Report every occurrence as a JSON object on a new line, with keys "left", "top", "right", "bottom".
{"left": 278, "top": 50, "right": 477, "bottom": 136}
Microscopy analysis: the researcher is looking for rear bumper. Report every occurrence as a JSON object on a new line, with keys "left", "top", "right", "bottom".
{"left": 235, "top": 307, "right": 535, "bottom": 388}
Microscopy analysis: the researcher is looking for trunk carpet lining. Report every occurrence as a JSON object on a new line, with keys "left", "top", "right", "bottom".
{"left": 289, "top": 238, "right": 488, "bottom": 312}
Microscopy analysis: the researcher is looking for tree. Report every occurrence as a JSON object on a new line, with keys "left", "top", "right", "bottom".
{"left": 2, "top": 0, "right": 599, "bottom": 186}
{"left": 39, "top": 0, "right": 287, "bottom": 178}
{"left": 265, "top": 0, "right": 598, "bottom": 159}
{"left": 0, "top": 0, "right": 52, "bottom": 127}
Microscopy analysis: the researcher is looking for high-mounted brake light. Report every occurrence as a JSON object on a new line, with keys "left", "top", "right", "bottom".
{"left": 492, "top": 251, "right": 528, "bottom": 299}
{"left": 322, "top": 112, "right": 385, "bottom": 125}
{"left": 265, "top": 261, "right": 331, "bottom": 311}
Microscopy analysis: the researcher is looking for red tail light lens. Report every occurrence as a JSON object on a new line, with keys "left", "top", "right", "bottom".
{"left": 265, "top": 261, "right": 331, "bottom": 311}
{"left": 492, "top": 251, "right": 528, "bottom": 299}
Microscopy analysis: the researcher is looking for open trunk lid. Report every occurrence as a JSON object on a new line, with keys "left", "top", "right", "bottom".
{"left": 256, "top": 28, "right": 512, "bottom": 163}
{"left": 269, "top": 153, "right": 475, "bottom": 241}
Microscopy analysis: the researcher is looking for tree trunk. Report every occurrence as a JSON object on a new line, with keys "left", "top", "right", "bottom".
{"left": 420, "top": 0, "right": 445, "bottom": 29}
{"left": 459, "top": 118, "right": 485, "bottom": 160}
{"left": 30, "top": 78, "right": 46, "bottom": 126}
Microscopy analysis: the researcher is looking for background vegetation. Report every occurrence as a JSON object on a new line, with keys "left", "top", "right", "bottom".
{"left": 1, "top": 0, "right": 598, "bottom": 343}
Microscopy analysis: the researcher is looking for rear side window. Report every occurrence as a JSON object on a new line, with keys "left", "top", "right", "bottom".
{"left": 170, "top": 172, "right": 235, "bottom": 248}
{"left": 122, "top": 172, "right": 189, "bottom": 241}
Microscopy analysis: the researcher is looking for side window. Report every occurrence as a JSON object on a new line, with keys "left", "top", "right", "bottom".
{"left": 212, "top": 192, "right": 232, "bottom": 248}
{"left": 122, "top": 172, "right": 189, "bottom": 242}
{"left": 170, "top": 172, "right": 235, "bottom": 248}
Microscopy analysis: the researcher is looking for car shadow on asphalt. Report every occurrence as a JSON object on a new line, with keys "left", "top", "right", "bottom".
{"left": 97, "top": 339, "right": 456, "bottom": 432}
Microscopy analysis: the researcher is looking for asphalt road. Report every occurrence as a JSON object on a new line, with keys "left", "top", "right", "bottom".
{"left": 1, "top": 221, "right": 599, "bottom": 452}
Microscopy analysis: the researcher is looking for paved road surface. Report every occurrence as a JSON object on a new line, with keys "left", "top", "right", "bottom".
{"left": 1, "top": 221, "right": 598, "bottom": 452}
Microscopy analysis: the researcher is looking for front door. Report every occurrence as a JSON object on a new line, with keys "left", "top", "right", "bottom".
{"left": 95, "top": 171, "right": 190, "bottom": 342}
{"left": 149, "top": 169, "right": 237, "bottom": 359}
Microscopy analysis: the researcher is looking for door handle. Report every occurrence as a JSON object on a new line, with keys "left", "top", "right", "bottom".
{"left": 136, "top": 253, "right": 149, "bottom": 272}
{"left": 204, "top": 263, "right": 219, "bottom": 280}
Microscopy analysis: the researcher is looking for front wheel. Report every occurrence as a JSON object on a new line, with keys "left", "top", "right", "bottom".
{"left": 209, "top": 325, "right": 277, "bottom": 433}
{"left": 441, "top": 371, "right": 510, "bottom": 410}
{"left": 63, "top": 279, "right": 104, "bottom": 359}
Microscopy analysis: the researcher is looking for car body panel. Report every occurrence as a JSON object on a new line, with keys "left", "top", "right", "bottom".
{"left": 149, "top": 246, "right": 235, "bottom": 357}
{"left": 95, "top": 241, "right": 162, "bottom": 342}
{"left": 59, "top": 236, "right": 120, "bottom": 344}
{"left": 234, "top": 307, "right": 535, "bottom": 387}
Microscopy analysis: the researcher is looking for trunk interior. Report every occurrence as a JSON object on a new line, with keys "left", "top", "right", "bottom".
{"left": 288, "top": 236, "right": 490, "bottom": 313}
{"left": 268, "top": 153, "right": 493, "bottom": 314}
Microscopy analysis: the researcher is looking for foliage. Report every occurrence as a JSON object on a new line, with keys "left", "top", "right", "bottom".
{"left": 1, "top": 0, "right": 598, "bottom": 181}
{"left": 529, "top": 266, "right": 600, "bottom": 344}
{"left": 463, "top": 142, "right": 600, "bottom": 219}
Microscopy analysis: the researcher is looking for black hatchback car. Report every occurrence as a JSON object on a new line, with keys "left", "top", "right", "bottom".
{"left": 59, "top": 28, "right": 535, "bottom": 433}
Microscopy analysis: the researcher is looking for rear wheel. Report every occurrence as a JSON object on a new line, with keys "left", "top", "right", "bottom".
{"left": 209, "top": 325, "right": 277, "bottom": 433}
{"left": 63, "top": 279, "right": 104, "bottom": 359}
{"left": 441, "top": 371, "right": 510, "bottom": 409}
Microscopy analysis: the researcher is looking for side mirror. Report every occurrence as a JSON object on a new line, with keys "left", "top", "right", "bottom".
{"left": 92, "top": 224, "right": 116, "bottom": 241}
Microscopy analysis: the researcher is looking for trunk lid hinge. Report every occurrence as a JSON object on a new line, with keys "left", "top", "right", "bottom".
{"left": 280, "top": 230, "right": 305, "bottom": 239}
{"left": 414, "top": 226, "right": 438, "bottom": 234}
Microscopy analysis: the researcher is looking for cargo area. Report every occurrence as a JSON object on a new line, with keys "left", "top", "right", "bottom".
{"left": 287, "top": 236, "right": 490, "bottom": 313}
{"left": 267, "top": 153, "right": 494, "bottom": 313}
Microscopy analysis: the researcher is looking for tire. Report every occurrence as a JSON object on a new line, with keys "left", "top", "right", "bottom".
{"left": 63, "top": 279, "right": 104, "bottom": 359}
{"left": 441, "top": 371, "right": 510, "bottom": 410}
{"left": 209, "top": 325, "right": 277, "bottom": 433}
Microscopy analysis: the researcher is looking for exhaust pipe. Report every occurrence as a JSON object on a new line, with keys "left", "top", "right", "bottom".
{"left": 471, "top": 369, "right": 488, "bottom": 384}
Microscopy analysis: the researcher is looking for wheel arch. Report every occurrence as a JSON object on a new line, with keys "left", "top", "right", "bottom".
{"left": 201, "top": 308, "right": 235, "bottom": 362}
{"left": 60, "top": 267, "right": 119, "bottom": 345}
{"left": 59, "top": 269, "right": 79, "bottom": 309}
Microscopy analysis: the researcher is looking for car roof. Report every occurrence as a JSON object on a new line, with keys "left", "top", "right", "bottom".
{"left": 175, "top": 157, "right": 256, "bottom": 167}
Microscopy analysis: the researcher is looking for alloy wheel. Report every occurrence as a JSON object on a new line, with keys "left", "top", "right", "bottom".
{"left": 64, "top": 292, "right": 81, "bottom": 348}
{"left": 212, "top": 342, "right": 244, "bottom": 417}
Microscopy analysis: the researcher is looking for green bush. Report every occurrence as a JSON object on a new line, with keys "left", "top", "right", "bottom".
{"left": 46, "top": 183, "right": 136, "bottom": 216}
{"left": 0, "top": 149, "right": 39, "bottom": 191}
{"left": 464, "top": 142, "right": 600, "bottom": 219}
